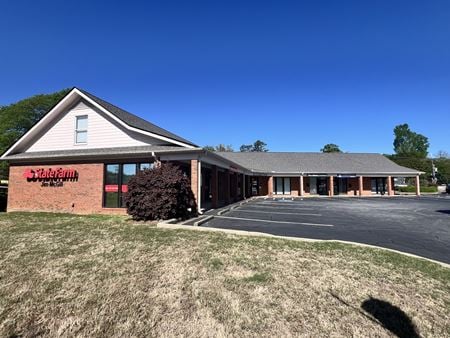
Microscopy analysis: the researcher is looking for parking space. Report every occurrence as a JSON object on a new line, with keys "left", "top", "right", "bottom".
{"left": 200, "top": 196, "right": 450, "bottom": 263}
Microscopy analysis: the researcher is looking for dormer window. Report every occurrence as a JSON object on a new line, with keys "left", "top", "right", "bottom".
{"left": 75, "top": 115, "right": 88, "bottom": 144}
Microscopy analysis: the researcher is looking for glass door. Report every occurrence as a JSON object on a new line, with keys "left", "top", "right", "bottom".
{"left": 309, "top": 177, "right": 317, "bottom": 194}
{"left": 371, "top": 178, "right": 386, "bottom": 195}
{"left": 274, "top": 177, "right": 291, "bottom": 195}
{"left": 335, "top": 178, "right": 348, "bottom": 195}
{"left": 275, "top": 177, "right": 283, "bottom": 194}
{"left": 317, "top": 178, "right": 328, "bottom": 195}
{"left": 283, "top": 178, "right": 291, "bottom": 195}
{"left": 251, "top": 177, "right": 259, "bottom": 196}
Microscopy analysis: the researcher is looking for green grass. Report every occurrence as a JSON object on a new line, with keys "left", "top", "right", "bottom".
{"left": 0, "top": 212, "right": 449, "bottom": 337}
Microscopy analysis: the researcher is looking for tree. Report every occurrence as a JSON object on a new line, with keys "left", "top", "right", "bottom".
{"left": 240, "top": 140, "right": 268, "bottom": 152}
{"left": 435, "top": 150, "right": 449, "bottom": 159}
{"left": 321, "top": 143, "right": 342, "bottom": 153}
{"left": 124, "top": 162, "right": 197, "bottom": 221}
{"left": 203, "top": 144, "right": 234, "bottom": 152}
{"left": 0, "top": 88, "right": 70, "bottom": 179}
{"left": 393, "top": 124, "right": 429, "bottom": 158}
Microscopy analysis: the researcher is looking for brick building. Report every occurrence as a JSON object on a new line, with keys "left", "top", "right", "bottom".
{"left": 1, "top": 88, "right": 422, "bottom": 214}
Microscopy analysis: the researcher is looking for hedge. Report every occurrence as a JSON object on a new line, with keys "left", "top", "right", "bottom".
{"left": 396, "top": 186, "right": 438, "bottom": 193}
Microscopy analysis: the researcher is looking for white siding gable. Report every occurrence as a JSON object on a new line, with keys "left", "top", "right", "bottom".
{"left": 25, "top": 100, "right": 166, "bottom": 152}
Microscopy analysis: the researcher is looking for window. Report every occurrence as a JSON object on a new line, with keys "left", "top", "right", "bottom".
{"left": 75, "top": 115, "right": 88, "bottom": 144}
{"left": 103, "top": 162, "right": 153, "bottom": 208}
{"left": 104, "top": 164, "right": 119, "bottom": 208}
{"left": 140, "top": 163, "right": 153, "bottom": 171}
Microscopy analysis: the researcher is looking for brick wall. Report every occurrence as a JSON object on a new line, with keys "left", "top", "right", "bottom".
{"left": 7, "top": 163, "right": 125, "bottom": 214}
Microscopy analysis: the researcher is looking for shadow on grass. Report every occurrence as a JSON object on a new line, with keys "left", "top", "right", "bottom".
{"left": 330, "top": 293, "right": 421, "bottom": 338}
{"left": 436, "top": 210, "right": 450, "bottom": 215}
{"left": 361, "top": 297, "right": 420, "bottom": 338}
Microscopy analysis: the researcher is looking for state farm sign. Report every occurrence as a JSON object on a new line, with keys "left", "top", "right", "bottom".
{"left": 23, "top": 168, "right": 78, "bottom": 187}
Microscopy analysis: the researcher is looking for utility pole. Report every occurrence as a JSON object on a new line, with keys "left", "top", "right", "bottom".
{"left": 431, "top": 160, "right": 438, "bottom": 184}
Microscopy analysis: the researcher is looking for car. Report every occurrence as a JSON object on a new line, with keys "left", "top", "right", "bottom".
{"left": 447, "top": 184, "right": 450, "bottom": 194}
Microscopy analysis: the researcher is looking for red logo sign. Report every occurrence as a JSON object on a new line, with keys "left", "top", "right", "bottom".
{"left": 24, "top": 168, "right": 78, "bottom": 181}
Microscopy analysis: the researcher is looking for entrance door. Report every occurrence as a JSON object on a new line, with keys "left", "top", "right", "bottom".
{"left": 334, "top": 178, "right": 348, "bottom": 195}
{"left": 251, "top": 177, "right": 259, "bottom": 196}
{"left": 371, "top": 178, "right": 386, "bottom": 195}
{"left": 309, "top": 177, "right": 317, "bottom": 194}
{"left": 317, "top": 178, "right": 328, "bottom": 195}
{"left": 274, "top": 177, "right": 291, "bottom": 195}
{"left": 283, "top": 178, "right": 291, "bottom": 195}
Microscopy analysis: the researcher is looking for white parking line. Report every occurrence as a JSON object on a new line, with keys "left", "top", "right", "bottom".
{"left": 235, "top": 208, "right": 321, "bottom": 216}
{"left": 244, "top": 204, "right": 316, "bottom": 211}
{"left": 215, "top": 215, "right": 334, "bottom": 227}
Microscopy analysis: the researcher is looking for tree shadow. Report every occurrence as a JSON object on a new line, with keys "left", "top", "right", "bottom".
{"left": 436, "top": 210, "right": 450, "bottom": 215}
{"left": 361, "top": 297, "right": 421, "bottom": 338}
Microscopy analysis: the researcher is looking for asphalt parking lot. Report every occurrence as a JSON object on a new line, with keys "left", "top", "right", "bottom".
{"left": 197, "top": 196, "right": 450, "bottom": 264}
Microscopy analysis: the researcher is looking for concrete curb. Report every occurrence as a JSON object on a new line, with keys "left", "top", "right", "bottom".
{"left": 217, "top": 208, "right": 230, "bottom": 216}
{"left": 158, "top": 218, "right": 178, "bottom": 224}
{"left": 193, "top": 215, "right": 213, "bottom": 227}
{"left": 157, "top": 222, "right": 450, "bottom": 269}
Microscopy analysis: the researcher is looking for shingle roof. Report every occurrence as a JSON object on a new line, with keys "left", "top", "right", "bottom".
{"left": 5, "top": 145, "right": 202, "bottom": 161}
{"left": 216, "top": 152, "right": 421, "bottom": 175}
{"left": 78, "top": 88, "right": 197, "bottom": 147}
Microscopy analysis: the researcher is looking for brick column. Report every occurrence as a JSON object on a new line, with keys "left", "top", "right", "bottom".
{"left": 211, "top": 165, "right": 218, "bottom": 208}
{"left": 225, "top": 170, "right": 230, "bottom": 204}
{"left": 329, "top": 176, "right": 334, "bottom": 197}
{"left": 387, "top": 176, "right": 393, "bottom": 196}
{"left": 268, "top": 176, "right": 273, "bottom": 196}
{"left": 299, "top": 176, "right": 304, "bottom": 197}
{"left": 242, "top": 174, "right": 246, "bottom": 199}
{"left": 358, "top": 176, "right": 363, "bottom": 196}
{"left": 415, "top": 175, "right": 421, "bottom": 196}
{"left": 190, "top": 160, "right": 200, "bottom": 210}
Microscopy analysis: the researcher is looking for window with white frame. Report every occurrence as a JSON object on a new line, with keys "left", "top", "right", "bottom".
{"left": 75, "top": 115, "right": 88, "bottom": 144}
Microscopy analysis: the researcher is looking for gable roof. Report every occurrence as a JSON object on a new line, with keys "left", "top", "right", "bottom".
{"left": 77, "top": 89, "right": 197, "bottom": 147}
{"left": 1, "top": 87, "right": 197, "bottom": 158}
{"left": 216, "top": 152, "right": 422, "bottom": 176}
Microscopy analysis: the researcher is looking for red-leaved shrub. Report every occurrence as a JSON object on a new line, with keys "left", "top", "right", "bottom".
{"left": 124, "top": 162, "right": 197, "bottom": 221}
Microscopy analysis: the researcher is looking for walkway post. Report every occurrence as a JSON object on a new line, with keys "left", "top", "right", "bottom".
{"left": 234, "top": 173, "right": 239, "bottom": 201}
{"left": 299, "top": 176, "right": 304, "bottom": 197}
{"left": 211, "top": 165, "right": 218, "bottom": 208}
{"left": 225, "top": 170, "right": 230, "bottom": 204}
{"left": 190, "top": 159, "right": 201, "bottom": 212}
{"left": 359, "top": 176, "right": 363, "bottom": 196}
{"left": 268, "top": 176, "right": 273, "bottom": 197}
{"left": 329, "top": 176, "right": 334, "bottom": 197}
{"left": 387, "top": 176, "right": 393, "bottom": 196}
{"left": 242, "top": 174, "right": 245, "bottom": 199}
{"left": 197, "top": 160, "right": 202, "bottom": 212}
{"left": 415, "top": 175, "right": 421, "bottom": 196}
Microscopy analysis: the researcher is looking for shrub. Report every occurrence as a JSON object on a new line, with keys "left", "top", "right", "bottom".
{"left": 124, "top": 162, "right": 197, "bottom": 221}
{"left": 397, "top": 185, "right": 438, "bottom": 193}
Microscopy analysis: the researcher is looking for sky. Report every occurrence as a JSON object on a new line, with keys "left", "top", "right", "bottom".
{"left": 1, "top": 1, "right": 449, "bottom": 155}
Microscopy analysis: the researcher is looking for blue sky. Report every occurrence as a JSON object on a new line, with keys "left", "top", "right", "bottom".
{"left": 1, "top": 1, "right": 449, "bottom": 155}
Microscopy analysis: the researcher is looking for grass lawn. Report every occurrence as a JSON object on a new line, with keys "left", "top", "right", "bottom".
{"left": 0, "top": 213, "right": 449, "bottom": 337}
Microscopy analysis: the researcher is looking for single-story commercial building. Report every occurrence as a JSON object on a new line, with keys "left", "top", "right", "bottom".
{"left": 0, "top": 88, "right": 422, "bottom": 214}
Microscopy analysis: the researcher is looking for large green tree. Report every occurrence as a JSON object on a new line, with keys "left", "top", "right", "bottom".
{"left": 240, "top": 140, "right": 268, "bottom": 152}
{"left": 320, "top": 143, "right": 342, "bottom": 153}
{"left": 0, "top": 88, "right": 70, "bottom": 179}
{"left": 393, "top": 124, "right": 429, "bottom": 158}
